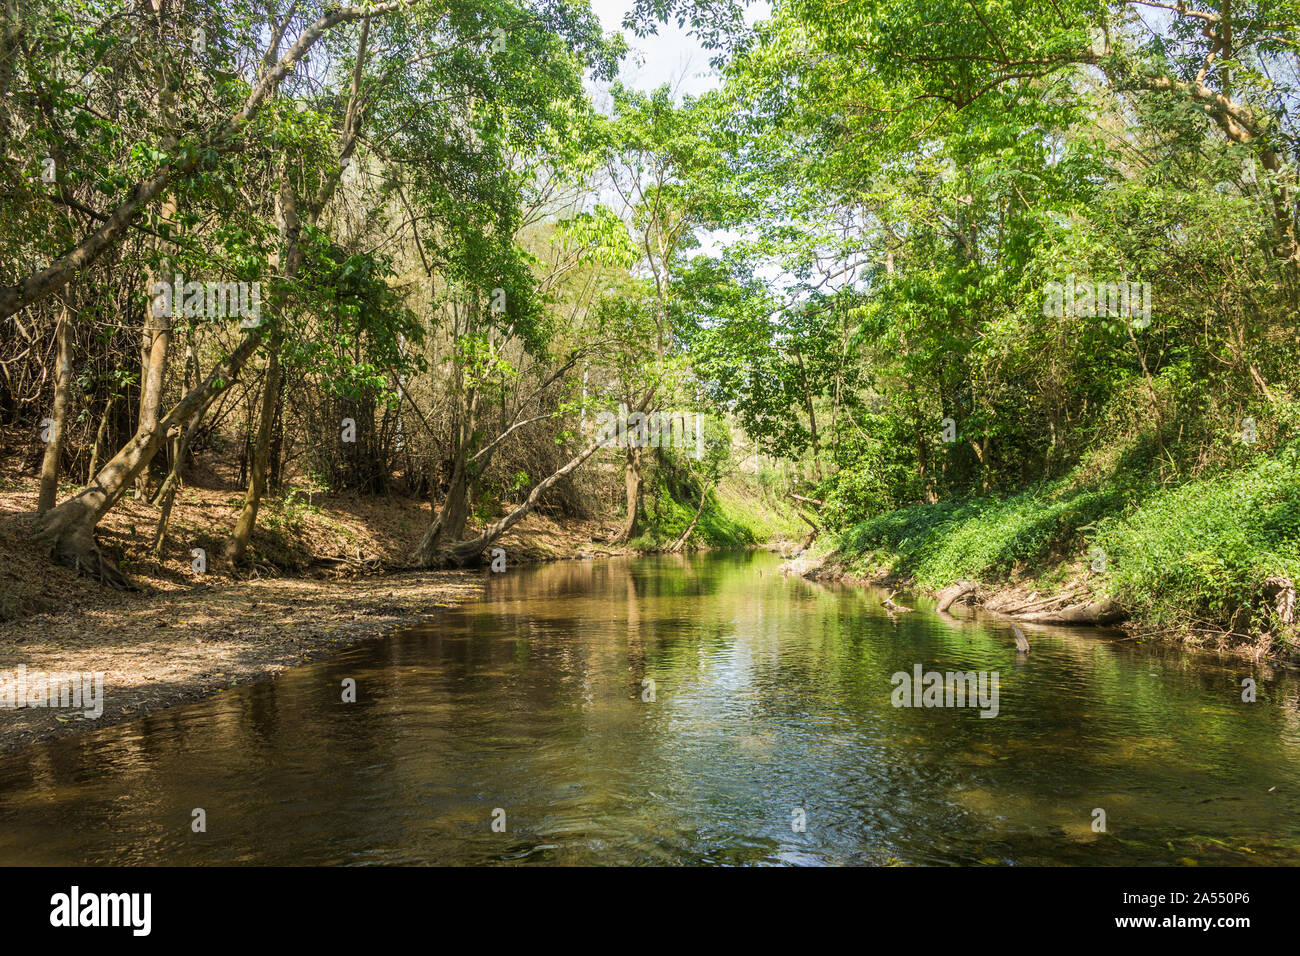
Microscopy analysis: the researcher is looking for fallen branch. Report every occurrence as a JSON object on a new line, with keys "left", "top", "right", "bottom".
{"left": 1008, "top": 598, "right": 1126, "bottom": 626}
{"left": 882, "top": 591, "right": 913, "bottom": 613}
{"left": 790, "top": 492, "right": 826, "bottom": 508}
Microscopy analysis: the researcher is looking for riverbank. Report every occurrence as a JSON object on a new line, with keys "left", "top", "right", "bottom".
{"left": 0, "top": 476, "right": 640, "bottom": 752}
{"left": 0, "top": 501, "right": 643, "bottom": 753}
{"left": 798, "top": 446, "right": 1300, "bottom": 664}
{"left": 7, "top": 548, "right": 1298, "bottom": 867}
{"left": 0, "top": 569, "right": 489, "bottom": 753}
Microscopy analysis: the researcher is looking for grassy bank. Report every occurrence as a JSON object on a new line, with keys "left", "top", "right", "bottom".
{"left": 830, "top": 442, "right": 1300, "bottom": 657}
{"left": 626, "top": 463, "right": 806, "bottom": 552}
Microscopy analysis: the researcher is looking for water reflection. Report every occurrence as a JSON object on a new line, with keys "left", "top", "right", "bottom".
{"left": 1, "top": 552, "right": 1298, "bottom": 865}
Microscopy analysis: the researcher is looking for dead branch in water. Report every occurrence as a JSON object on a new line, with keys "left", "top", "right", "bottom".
{"left": 935, "top": 580, "right": 977, "bottom": 613}
{"left": 1013, "top": 625, "right": 1030, "bottom": 653}
{"left": 882, "top": 591, "right": 913, "bottom": 613}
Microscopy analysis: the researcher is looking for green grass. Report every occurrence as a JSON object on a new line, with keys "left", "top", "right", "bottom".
{"left": 835, "top": 442, "right": 1300, "bottom": 643}
{"left": 632, "top": 466, "right": 805, "bottom": 551}
{"left": 1095, "top": 445, "right": 1300, "bottom": 635}
{"left": 837, "top": 482, "right": 1124, "bottom": 589}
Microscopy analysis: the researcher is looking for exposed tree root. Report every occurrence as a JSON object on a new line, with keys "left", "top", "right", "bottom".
{"left": 935, "top": 579, "right": 978, "bottom": 613}
{"left": 1007, "top": 598, "right": 1125, "bottom": 625}
{"left": 963, "top": 582, "right": 1125, "bottom": 625}
{"left": 25, "top": 509, "right": 137, "bottom": 591}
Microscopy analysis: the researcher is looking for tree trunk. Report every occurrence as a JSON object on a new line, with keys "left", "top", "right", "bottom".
{"left": 31, "top": 327, "right": 265, "bottom": 587}
{"left": 225, "top": 342, "right": 281, "bottom": 565}
{"left": 667, "top": 481, "right": 709, "bottom": 553}
{"left": 416, "top": 434, "right": 607, "bottom": 568}
{"left": 151, "top": 393, "right": 213, "bottom": 557}
{"left": 614, "top": 444, "right": 643, "bottom": 543}
{"left": 935, "top": 580, "right": 978, "bottom": 613}
{"left": 36, "top": 301, "right": 73, "bottom": 513}
{"left": 133, "top": 254, "right": 173, "bottom": 500}
{"left": 150, "top": 436, "right": 184, "bottom": 558}
{"left": 225, "top": 141, "right": 316, "bottom": 565}
{"left": 413, "top": 453, "right": 471, "bottom": 565}
{"left": 1263, "top": 576, "right": 1296, "bottom": 637}
{"left": 414, "top": 381, "right": 479, "bottom": 563}
{"left": 794, "top": 349, "right": 822, "bottom": 480}
{"left": 86, "top": 395, "right": 117, "bottom": 483}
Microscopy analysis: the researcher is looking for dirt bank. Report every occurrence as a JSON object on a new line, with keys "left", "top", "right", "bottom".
{"left": 0, "top": 569, "right": 493, "bottom": 753}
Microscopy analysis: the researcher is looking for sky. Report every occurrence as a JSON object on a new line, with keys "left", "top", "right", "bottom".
{"left": 588, "top": 0, "right": 770, "bottom": 97}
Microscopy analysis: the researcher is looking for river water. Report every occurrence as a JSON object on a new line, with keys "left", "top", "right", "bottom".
{"left": 2, "top": 551, "right": 1298, "bottom": 865}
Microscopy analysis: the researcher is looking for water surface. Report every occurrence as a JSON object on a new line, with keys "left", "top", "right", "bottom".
{"left": 2, "top": 551, "right": 1298, "bottom": 865}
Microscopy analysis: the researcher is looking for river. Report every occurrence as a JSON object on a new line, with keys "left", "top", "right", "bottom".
{"left": 2, "top": 551, "right": 1298, "bottom": 865}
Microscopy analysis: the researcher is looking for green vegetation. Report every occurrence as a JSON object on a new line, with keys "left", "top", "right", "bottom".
{"left": 836, "top": 440, "right": 1300, "bottom": 644}
{"left": 837, "top": 483, "right": 1123, "bottom": 591}
{"left": 625, "top": 0, "right": 1300, "bottom": 647}
{"left": 2, "top": 0, "right": 1297, "bottom": 649}
{"left": 1096, "top": 443, "right": 1300, "bottom": 638}
{"left": 632, "top": 465, "right": 805, "bottom": 550}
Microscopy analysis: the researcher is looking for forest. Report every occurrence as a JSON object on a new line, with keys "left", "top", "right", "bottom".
{"left": 1, "top": 0, "right": 1298, "bottom": 677}
{"left": 2, "top": 0, "right": 1300, "bottom": 882}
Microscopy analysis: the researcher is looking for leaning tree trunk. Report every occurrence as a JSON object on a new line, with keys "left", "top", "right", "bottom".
{"left": 417, "top": 434, "right": 608, "bottom": 568}
{"left": 28, "top": 286, "right": 174, "bottom": 587}
{"left": 36, "top": 300, "right": 74, "bottom": 513}
{"left": 935, "top": 580, "right": 978, "bottom": 614}
{"left": 31, "top": 327, "right": 265, "bottom": 587}
{"left": 667, "top": 481, "right": 709, "bottom": 553}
